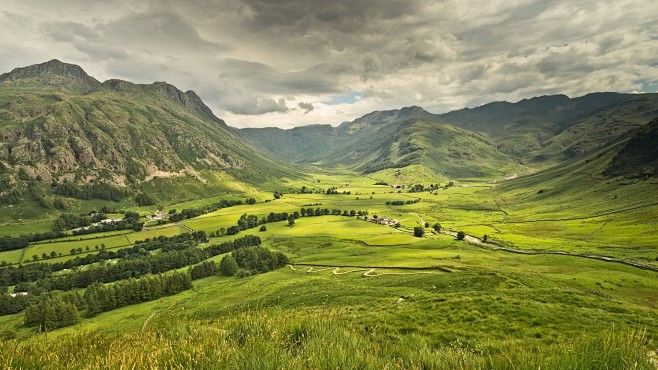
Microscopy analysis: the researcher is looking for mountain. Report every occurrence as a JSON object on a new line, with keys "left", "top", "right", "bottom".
{"left": 439, "top": 92, "right": 658, "bottom": 161}
{"left": 239, "top": 93, "right": 658, "bottom": 177}
{"left": 237, "top": 124, "right": 337, "bottom": 162}
{"left": 0, "top": 60, "right": 297, "bottom": 210}
{"left": 240, "top": 105, "right": 519, "bottom": 179}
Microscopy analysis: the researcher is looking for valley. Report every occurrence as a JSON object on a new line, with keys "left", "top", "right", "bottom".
{"left": 0, "top": 60, "right": 657, "bottom": 369}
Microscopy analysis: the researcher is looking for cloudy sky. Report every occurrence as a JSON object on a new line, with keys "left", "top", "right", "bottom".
{"left": 1, "top": 0, "right": 657, "bottom": 128}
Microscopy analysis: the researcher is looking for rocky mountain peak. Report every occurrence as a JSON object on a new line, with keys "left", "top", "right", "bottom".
{"left": 0, "top": 59, "right": 101, "bottom": 92}
{"left": 142, "top": 82, "right": 223, "bottom": 125}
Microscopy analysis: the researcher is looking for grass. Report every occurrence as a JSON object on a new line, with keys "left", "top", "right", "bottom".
{"left": 1, "top": 310, "right": 653, "bottom": 369}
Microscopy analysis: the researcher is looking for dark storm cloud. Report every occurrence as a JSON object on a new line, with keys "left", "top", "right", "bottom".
{"left": 1, "top": 0, "right": 657, "bottom": 128}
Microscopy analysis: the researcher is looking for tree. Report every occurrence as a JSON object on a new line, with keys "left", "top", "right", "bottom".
{"left": 424, "top": 222, "right": 429, "bottom": 228}
{"left": 483, "top": 234, "right": 488, "bottom": 242}
{"left": 219, "top": 255, "right": 239, "bottom": 276}
{"left": 413, "top": 227, "right": 424, "bottom": 238}
{"left": 456, "top": 231, "right": 466, "bottom": 240}
{"left": 288, "top": 215, "right": 295, "bottom": 226}
{"left": 433, "top": 223, "right": 442, "bottom": 232}
{"left": 259, "top": 225, "right": 267, "bottom": 232}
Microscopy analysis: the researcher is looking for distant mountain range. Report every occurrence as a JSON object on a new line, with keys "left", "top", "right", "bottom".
{"left": 0, "top": 59, "right": 656, "bottom": 213}
{"left": 240, "top": 92, "right": 658, "bottom": 178}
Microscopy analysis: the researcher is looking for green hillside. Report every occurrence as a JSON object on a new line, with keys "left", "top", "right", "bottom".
{"left": 604, "top": 116, "right": 658, "bottom": 178}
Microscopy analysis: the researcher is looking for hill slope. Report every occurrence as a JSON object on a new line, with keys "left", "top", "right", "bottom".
{"left": 604, "top": 116, "right": 658, "bottom": 178}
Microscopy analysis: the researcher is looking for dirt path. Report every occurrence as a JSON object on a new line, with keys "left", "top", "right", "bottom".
{"left": 177, "top": 223, "right": 195, "bottom": 233}
{"left": 288, "top": 264, "right": 446, "bottom": 277}
{"left": 362, "top": 268, "right": 435, "bottom": 277}
{"left": 142, "top": 312, "right": 156, "bottom": 331}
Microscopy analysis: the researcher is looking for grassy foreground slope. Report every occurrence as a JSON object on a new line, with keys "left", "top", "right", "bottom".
{"left": 1, "top": 232, "right": 656, "bottom": 368}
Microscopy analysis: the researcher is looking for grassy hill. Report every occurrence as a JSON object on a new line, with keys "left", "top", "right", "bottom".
{"left": 241, "top": 107, "right": 522, "bottom": 179}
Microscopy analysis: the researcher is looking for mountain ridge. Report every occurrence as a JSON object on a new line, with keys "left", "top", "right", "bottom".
{"left": 0, "top": 60, "right": 298, "bottom": 212}
{"left": 1, "top": 60, "right": 223, "bottom": 125}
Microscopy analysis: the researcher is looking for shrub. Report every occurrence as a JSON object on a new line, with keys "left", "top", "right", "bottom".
{"left": 219, "top": 255, "right": 239, "bottom": 276}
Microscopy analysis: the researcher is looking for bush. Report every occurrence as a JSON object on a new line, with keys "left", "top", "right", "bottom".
{"left": 413, "top": 226, "right": 424, "bottom": 237}
{"left": 456, "top": 231, "right": 466, "bottom": 240}
{"left": 219, "top": 255, "right": 239, "bottom": 276}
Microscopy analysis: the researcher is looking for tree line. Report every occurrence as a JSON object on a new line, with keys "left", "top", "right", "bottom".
{"left": 53, "top": 182, "right": 129, "bottom": 202}
{"left": 0, "top": 231, "right": 67, "bottom": 255}
{"left": 22, "top": 272, "right": 192, "bottom": 331}
{"left": 83, "top": 272, "right": 192, "bottom": 317}
{"left": 386, "top": 199, "right": 421, "bottom": 206}
{"left": 168, "top": 199, "right": 245, "bottom": 222}
{"left": 214, "top": 208, "right": 369, "bottom": 237}
{"left": 0, "top": 232, "right": 208, "bottom": 287}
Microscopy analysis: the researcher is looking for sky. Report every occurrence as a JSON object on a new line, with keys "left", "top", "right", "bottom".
{"left": 1, "top": 0, "right": 657, "bottom": 128}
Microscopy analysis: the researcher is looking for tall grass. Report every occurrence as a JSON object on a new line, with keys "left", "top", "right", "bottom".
{"left": 0, "top": 310, "right": 653, "bottom": 369}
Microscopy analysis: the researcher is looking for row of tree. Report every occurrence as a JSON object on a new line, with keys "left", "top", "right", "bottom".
{"left": 84, "top": 272, "right": 192, "bottom": 317}
{"left": 168, "top": 199, "right": 245, "bottom": 222}
{"left": 53, "top": 182, "right": 129, "bottom": 202}
{"left": 3, "top": 234, "right": 261, "bottom": 302}
{"left": 220, "top": 208, "right": 369, "bottom": 237}
{"left": 1, "top": 232, "right": 208, "bottom": 287}
{"left": 22, "top": 271, "right": 193, "bottom": 331}
{"left": 2, "top": 235, "right": 262, "bottom": 317}
{"left": 23, "top": 292, "right": 82, "bottom": 332}
{"left": 0, "top": 235, "right": 30, "bottom": 253}
{"left": 386, "top": 199, "right": 421, "bottom": 206}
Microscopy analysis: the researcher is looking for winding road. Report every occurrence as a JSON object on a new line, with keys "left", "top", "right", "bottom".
{"left": 441, "top": 230, "right": 658, "bottom": 273}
